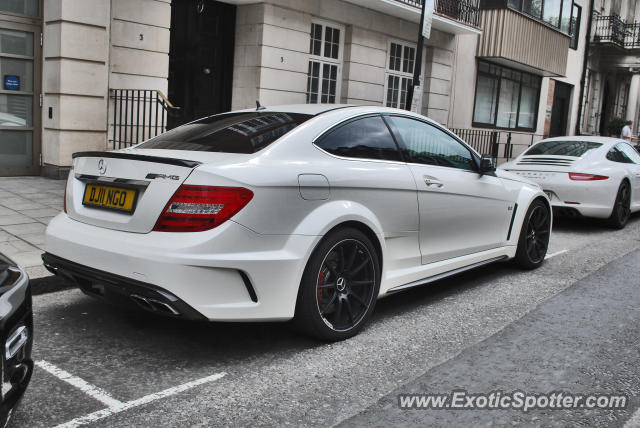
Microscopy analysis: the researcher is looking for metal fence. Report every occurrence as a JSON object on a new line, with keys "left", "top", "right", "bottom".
{"left": 451, "top": 128, "right": 544, "bottom": 163}
{"left": 395, "top": 0, "right": 481, "bottom": 28}
{"left": 450, "top": 128, "right": 500, "bottom": 161}
{"left": 110, "top": 89, "right": 181, "bottom": 149}
{"left": 593, "top": 14, "right": 640, "bottom": 49}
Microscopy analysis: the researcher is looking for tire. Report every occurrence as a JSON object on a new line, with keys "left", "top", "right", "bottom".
{"left": 295, "top": 227, "right": 381, "bottom": 341}
{"left": 515, "top": 199, "right": 551, "bottom": 270}
{"left": 608, "top": 181, "right": 631, "bottom": 229}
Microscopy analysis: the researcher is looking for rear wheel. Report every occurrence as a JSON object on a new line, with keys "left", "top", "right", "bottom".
{"left": 608, "top": 181, "right": 631, "bottom": 229}
{"left": 295, "top": 228, "right": 380, "bottom": 341}
{"left": 515, "top": 199, "right": 550, "bottom": 269}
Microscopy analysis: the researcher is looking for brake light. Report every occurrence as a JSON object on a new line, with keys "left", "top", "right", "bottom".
{"left": 153, "top": 185, "right": 253, "bottom": 232}
{"left": 568, "top": 173, "right": 609, "bottom": 181}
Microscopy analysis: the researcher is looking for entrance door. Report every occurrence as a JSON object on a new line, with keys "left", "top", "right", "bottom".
{"left": 549, "top": 81, "right": 572, "bottom": 137}
{"left": 0, "top": 21, "right": 41, "bottom": 176}
{"left": 167, "top": 0, "right": 236, "bottom": 129}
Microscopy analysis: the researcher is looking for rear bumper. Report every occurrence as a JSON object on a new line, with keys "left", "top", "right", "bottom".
{"left": 42, "top": 253, "right": 207, "bottom": 320}
{"left": 44, "top": 214, "right": 319, "bottom": 321}
{"left": 506, "top": 171, "right": 616, "bottom": 219}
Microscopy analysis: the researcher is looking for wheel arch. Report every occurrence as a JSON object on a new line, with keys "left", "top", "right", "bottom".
{"left": 293, "top": 219, "right": 384, "bottom": 313}
{"left": 507, "top": 187, "right": 552, "bottom": 247}
{"left": 322, "top": 220, "right": 384, "bottom": 272}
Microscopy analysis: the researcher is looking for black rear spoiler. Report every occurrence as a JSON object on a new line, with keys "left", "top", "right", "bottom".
{"left": 72, "top": 151, "right": 202, "bottom": 168}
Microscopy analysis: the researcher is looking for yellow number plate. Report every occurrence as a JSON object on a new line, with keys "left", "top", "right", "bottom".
{"left": 82, "top": 184, "right": 138, "bottom": 214}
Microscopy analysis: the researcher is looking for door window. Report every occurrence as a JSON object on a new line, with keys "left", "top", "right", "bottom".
{"left": 385, "top": 116, "right": 476, "bottom": 170}
{"left": 0, "top": 0, "right": 38, "bottom": 17}
{"left": 315, "top": 116, "right": 401, "bottom": 161}
{"left": 0, "top": 28, "right": 35, "bottom": 168}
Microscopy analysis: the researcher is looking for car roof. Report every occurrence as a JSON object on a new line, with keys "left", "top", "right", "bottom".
{"left": 234, "top": 104, "right": 357, "bottom": 116}
{"left": 232, "top": 104, "right": 439, "bottom": 121}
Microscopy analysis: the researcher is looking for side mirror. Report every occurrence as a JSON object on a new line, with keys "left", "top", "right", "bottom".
{"left": 479, "top": 155, "right": 496, "bottom": 174}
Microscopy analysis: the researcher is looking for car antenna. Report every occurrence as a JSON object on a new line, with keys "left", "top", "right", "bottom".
{"left": 256, "top": 100, "right": 266, "bottom": 111}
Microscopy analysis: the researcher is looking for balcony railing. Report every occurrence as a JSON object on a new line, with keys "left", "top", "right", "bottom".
{"left": 396, "top": 0, "right": 481, "bottom": 28}
{"left": 593, "top": 14, "right": 640, "bottom": 49}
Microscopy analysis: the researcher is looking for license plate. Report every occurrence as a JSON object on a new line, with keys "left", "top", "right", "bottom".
{"left": 82, "top": 184, "right": 138, "bottom": 214}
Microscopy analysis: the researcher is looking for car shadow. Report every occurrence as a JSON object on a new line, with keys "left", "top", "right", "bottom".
{"left": 34, "top": 259, "right": 516, "bottom": 367}
{"left": 551, "top": 211, "right": 640, "bottom": 232}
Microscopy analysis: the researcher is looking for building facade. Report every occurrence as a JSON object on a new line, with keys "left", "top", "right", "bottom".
{"left": 0, "top": 0, "right": 632, "bottom": 177}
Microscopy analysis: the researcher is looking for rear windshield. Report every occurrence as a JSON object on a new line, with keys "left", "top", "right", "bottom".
{"left": 524, "top": 140, "right": 602, "bottom": 157}
{"left": 137, "top": 112, "right": 313, "bottom": 153}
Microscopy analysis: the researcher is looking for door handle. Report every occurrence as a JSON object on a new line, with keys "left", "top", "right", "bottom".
{"left": 423, "top": 176, "right": 444, "bottom": 188}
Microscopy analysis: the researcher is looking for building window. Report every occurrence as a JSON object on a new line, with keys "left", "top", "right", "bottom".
{"left": 472, "top": 61, "right": 542, "bottom": 131}
{"left": 508, "top": 0, "right": 573, "bottom": 34}
{"left": 569, "top": 4, "right": 581, "bottom": 49}
{"left": 306, "top": 21, "right": 343, "bottom": 104}
{"left": 384, "top": 42, "right": 417, "bottom": 109}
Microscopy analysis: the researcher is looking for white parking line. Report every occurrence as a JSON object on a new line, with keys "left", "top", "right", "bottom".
{"left": 36, "top": 360, "right": 123, "bottom": 408}
{"left": 545, "top": 249, "right": 569, "bottom": 260}
{"left": 53, "top": 372, "right": 227, "bottom": 428}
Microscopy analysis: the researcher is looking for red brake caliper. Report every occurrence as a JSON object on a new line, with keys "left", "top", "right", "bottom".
{"left": 317, "top": 267, "right": 328, "bottom": 302}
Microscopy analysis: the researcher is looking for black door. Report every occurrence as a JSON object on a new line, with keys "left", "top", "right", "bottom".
{"left": 549, "top": 81, "right": 572, "bottom": 137}
{"left": 167, "top": 0, "right": 236, "bottom": 129}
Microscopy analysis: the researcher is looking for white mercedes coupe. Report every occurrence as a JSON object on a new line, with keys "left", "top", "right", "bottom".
{"left": 43, "top": 105, "right": 551, "bottom": 341}
{"left": 500, "top": 136, "right": 640, "bottom": 229}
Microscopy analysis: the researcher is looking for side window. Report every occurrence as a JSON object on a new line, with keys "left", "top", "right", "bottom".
{"left": 606, "top": 148, "right": 619, "bottom": 162}
{"left": 316, "top": 116, "right": 401, "bottom": 161}
{"left": 607, "top": 146, "right": 634, "bottom": 164}
{"left": 617, "top": 143, "right": 640, "bottom": 164}
{"left": 385, "top": 116, "right": 476, "bottom": 170}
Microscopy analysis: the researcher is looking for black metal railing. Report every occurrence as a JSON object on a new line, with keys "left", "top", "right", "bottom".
{"left": 451, "top": 128, "right": 544, "bottom": 162}
{"left": 592, "top": 14, "right": 640, "bottom": 49}
{"left": 395, "top": 0, "right": 481, "bottom": 28}
{"left": 110, "top": 89, "right": 181, "bottom": 149}
{"left": 450, "top": 128, "right": 500, "bottom": 162}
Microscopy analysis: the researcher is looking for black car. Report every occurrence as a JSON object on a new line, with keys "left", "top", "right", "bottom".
{"left": 0, "top": 253, "right": 32, "bottom": 427}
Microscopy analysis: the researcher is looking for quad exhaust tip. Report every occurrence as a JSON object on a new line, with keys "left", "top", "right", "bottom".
{"left": 130, "top": 294, "right": 180, "bottom": 316}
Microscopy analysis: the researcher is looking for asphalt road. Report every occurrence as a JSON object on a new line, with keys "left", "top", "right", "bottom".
{"left": 10, "top": 214, "right": 640, "bottom": 427}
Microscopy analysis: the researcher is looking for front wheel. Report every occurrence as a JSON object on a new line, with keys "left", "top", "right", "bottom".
{"left": 295, "top": 228, "right": 380, "bottom": 341}
{"left": 608, "top": 181, "right": 631, "bottom": 229}
{"left": 515, "top": 199, "right": 551, "bottom": 269}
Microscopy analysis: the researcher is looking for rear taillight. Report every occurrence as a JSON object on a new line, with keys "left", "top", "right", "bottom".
{"left": 153, "top": 185, "right": 253, "bottom": 232}
{"left": 568, "top": 173, "right": 609, "bottom": 181}
{"left": 63, "top": 183, "right": 68, "bottom": 213}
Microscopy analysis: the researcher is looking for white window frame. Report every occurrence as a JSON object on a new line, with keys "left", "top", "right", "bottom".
{"left": 306, "top": 19, "right": 345, "bottom": 104}
{"left": 383, "top": 39, "right": 422, "bottom": 111}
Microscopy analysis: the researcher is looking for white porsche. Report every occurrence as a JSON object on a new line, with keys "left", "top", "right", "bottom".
{"left": 500, "top": 136, "right": 640, "bottom": 229}
{"left": 43, "top": 105, "right": 551, "bottom": 341}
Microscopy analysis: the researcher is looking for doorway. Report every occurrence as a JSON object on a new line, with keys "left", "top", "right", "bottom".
{"left": 167, "top": 0, "right": 236, "bottom": 129}
{"left": 0, "top": 16, "right": 42, "bottom": 176}
{"left": 549, "top": 81, "right": 572, "bottom": 137}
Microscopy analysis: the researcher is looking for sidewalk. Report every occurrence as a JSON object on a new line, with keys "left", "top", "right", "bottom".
{"left": 0, "top": 176, "right": 66, "bottom": 278}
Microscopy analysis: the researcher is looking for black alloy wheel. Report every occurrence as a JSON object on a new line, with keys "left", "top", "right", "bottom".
{"left": 296, "top": 228, "right": 380, "bottom": 341}
{"left": 515, "top": 199, "right": 551, "bottom": 269}
{"left": 608, "top": 181, "right": 631, "bottom": 229}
